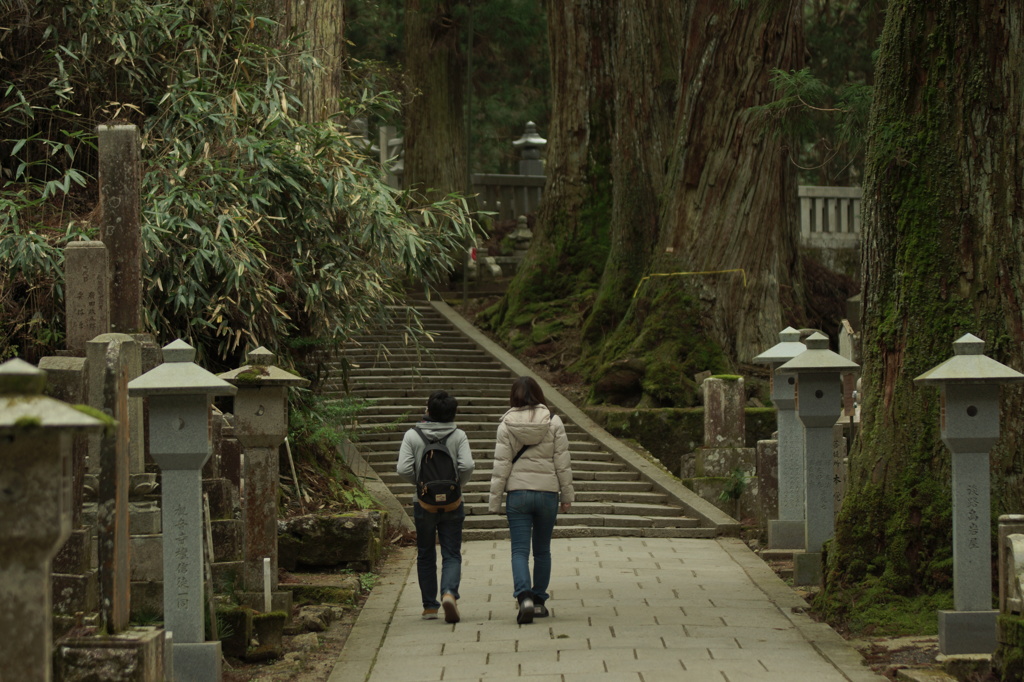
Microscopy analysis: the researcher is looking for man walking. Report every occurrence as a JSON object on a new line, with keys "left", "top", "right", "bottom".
{"left": 397, "top": 390, "right": 475, "bottom": 622}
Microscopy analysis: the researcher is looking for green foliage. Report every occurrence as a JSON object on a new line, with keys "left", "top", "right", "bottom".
{"left": 750, "top": 1, "right": 884, "bottom": 185}
{"left": 813, "top": 573, "right": 952, "bottom": 637}
{"left": 0, "top": 0, "right": 477, "bottom": 364}
{"left": 718, "top": 468, "right": 749, "bottom": 504}
{"left": 346, "top": 0, "right": 550, "bottom": 174}
{"left": 751, "top": 67, "right": 873, "bottom": 185}
{"left": 359, "top": 572, "right": 378, "bottom": 592}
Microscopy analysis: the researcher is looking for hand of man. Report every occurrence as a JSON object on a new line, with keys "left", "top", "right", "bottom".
{"left": 560, "top": 502, "right": 571, "bottom": 513}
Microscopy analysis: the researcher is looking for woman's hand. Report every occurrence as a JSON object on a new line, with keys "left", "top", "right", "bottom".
{"left": 560, "top": 502, "right": 571, "bottom": 513}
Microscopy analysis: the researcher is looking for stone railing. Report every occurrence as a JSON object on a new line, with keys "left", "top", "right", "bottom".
{"left": 471, "top": 173, "right": 545, "bottom": 222}
{"left": 798, "top": 185, "right": 862, "bottom": 249}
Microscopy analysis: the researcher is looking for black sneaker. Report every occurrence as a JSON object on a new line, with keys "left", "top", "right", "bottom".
{"left": 517, "top": 595, "right": 534, "bottom": 625}
{"left": 534, "top": 603, "right": 549, "bottom": 618}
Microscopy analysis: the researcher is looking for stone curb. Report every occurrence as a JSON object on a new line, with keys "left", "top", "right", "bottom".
{"left": 326, "top": 546, "right": 416, "bottom": 682}
{"left": 718, "top": 537, "right": 884, "bottom": 681}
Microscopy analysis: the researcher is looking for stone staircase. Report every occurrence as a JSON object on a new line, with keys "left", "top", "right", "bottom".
{"left": 324, "top": 297, "right": 737, "bottom": 540}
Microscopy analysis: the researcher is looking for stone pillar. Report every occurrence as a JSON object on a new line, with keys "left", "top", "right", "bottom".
{"left": 915, "top": 334, "right": 1024, "bottom": 655}
{"left": 703, "top": 376, "right": 745, "bottom": 448}
{"left": 39, "top": 356, "right": 101, "bottom": 615}
{"left": 87, "top": 333, "right": 137, "bottom": 633}
{"left": 0, "top": 358, "right": 105, "bottom": 682}
{"left": 219, "top": 347, "right": 309, "bottom": 612}
{"left": 776, "top": 332, "right": 858, "bottom": 586}
{"left": 752, "top": 328, "right": 807, "bottom": 549}
{"left": 128, "top": 340, "right": 236, "bottom": 681}
{"left": 64, "top": 241, "right": 110, "bottom": 356}
{"left": 97, "top": 124, "right": 141, "bottom": 335}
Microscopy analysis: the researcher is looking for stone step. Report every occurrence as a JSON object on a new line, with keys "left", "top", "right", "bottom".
{"left": 385, "top": 479, "right": 654, "bottom": 494}
{"left": 463, "top": 526, "right": 716, "bottom": 541}
{"left": 359, "top": 446, "right": 617, "bottom": 463}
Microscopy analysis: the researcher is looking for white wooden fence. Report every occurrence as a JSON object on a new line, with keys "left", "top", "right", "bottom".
{"left": 798, "top": 186, "right": 862, "bottom": 249}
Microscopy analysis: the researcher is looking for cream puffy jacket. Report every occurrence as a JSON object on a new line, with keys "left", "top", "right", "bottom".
{"left": 487, "top": 404, "right": 574, "bottom": 513}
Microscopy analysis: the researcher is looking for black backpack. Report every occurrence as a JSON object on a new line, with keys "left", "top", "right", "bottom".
{"left": 414, "top": 426, "right": 462, "bottom": 508}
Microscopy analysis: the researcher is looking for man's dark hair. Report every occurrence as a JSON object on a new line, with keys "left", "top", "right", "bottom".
{"left": 426, "top": 390, "right": 458, "bottom": 422}
{"left": 509, "top": 376, "right": 545, "bottom": 408}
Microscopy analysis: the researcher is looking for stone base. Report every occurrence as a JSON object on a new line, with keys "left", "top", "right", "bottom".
{"left": 211, "top": 560, "right": 244, "bottom": 593}
{"left": 55, "top": 626, "right": 166, "bottom": 682}
{"left": 53, "top": 571, "right": 99, "bottom": 614}
{"left": 238, "top": 590, "right": 293, "bottom": 619}
{"left": 130, "top": 581, "right": 164, "bottom": 620}
{"left": 768, "top": 519, "right": 805, "bottom": 550}
{"left": 172, "top": 640, "right": 222, "bottom": 682}
{"left": 939, "top": 609, "right": 997, "bottom": 655}
{"left": 793, "top": 551, "right": 822, "bottom": 586}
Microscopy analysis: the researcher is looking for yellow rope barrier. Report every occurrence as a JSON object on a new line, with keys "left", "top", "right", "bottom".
{"left": 631, "top": 268, "right": 747, "bottom": 298}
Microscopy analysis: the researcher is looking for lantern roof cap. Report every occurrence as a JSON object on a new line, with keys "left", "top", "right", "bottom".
{"left": 512, "top": 121, "right": 546, "bottom": 149}
{"left": 128, "top": 339, "right": 237, "bottom": 397}
{"left": 218, "top": 346, "right": 310, "bottom": 388}
{"left": 0, "top": 358, "right": 107, "bottom": 430}
{"left": 915, "top": 334, "right": 1024, "bottom": 385}
{"left": 752, "top": 327, "right": 806, "bottom": 365}
{"left": 776, "top": 332, "right": 859, "bottom": 373}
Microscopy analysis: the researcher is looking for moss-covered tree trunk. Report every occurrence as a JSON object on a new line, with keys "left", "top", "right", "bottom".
{"left": 403, "top": 0, "right": 467, "bottom": 203}
{"left": 483, "top": 0, "right": 617, "bottom": 341}
{"left": 278, "top": 0, "right": 346, "bottom": 122}
{"left": 824, "top": 0, "right": 1024, "bottom": 604}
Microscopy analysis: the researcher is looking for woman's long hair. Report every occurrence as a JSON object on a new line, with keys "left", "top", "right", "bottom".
{"left": 510, "top": 375, "right": 545, "bottom": 408}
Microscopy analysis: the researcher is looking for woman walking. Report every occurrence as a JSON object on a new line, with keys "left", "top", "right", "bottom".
{"left": 488, "top": 376, "right": 574, "bottom": 624}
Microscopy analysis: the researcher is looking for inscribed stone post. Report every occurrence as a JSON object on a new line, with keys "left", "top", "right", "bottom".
{"left": 87, "top": 333, "right": 137, "bottom": 633}
{"left": 64, "top": 241, "right": 110, "bottom": 356}
{"left": 776, "top": 332, "right": 858, "bottom": 586}
{"left": 915, "top": 334, "right": 1024, "bottom": 655}
{"left": 128, "top": 340, "right": 236, "bottom": 682}
{"left": 97, "top": 124, "right": 141, "bottom": 335}
{"left": 0, "top": 358, "right": 104, "bottom": 682}
{"left": 752, "top": 328, "right": 807, "bottom": 550}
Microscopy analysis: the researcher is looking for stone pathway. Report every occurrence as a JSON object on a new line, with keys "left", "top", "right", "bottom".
{"left": 329, "top": 537, "right": 884, "bottom": 681}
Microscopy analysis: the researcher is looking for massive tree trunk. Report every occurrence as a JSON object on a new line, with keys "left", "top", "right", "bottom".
{"left": 588, "top": 3, "right": 804, "bottom": 407}
{"left": 482, "top": 0, "right": 617, "bottom": 339}
{"left": 488, "top": 1, "right": 804, "bottom": 408}
{"left": 402, "top": 0, "right": 467, "bottom": 202}
{"left": 278, "top": 0, "right": 346, "bottom": 122}
{"left": 824, "top": 1, "right": 1024, "bottom": 601}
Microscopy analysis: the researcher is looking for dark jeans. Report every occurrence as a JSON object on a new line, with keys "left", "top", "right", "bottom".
{"left": 506, "top": 490, "right": 559, "bottom": 602}
{"left": 413, "top": 501, "right": 465, "bottom": 609}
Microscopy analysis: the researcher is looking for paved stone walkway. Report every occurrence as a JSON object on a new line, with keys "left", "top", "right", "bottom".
{"left": 329, "top": 537, "right": 884, "bottom": 681}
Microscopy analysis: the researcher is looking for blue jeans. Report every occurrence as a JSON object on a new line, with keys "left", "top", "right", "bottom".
{"left": 413, "top": 502, "right": 465, "bottom": 609}
{"left": 505, "top": 490, "right": 559, "bottom": 603}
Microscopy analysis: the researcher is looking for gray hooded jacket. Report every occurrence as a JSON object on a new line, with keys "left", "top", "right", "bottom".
{"left": 396, "top": 420, "right": 475, "bottom": 501}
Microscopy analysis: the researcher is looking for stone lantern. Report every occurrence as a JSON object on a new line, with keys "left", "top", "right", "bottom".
{"left": 512, "top": 121, "right": 547, "bottom": 176}
{"left": 752, "top": 327, "right": 807, "bottom": 550}
{"left": 127, "top": 340, "right": 236, "bottom": 682}
{"left": 219, "top": 347, "right": 308, "bottom": 611}
{"left": 0, "top": 358, "right": 106, "bottom": 682}
{"left": 776, "top": 332, "right": 858, "bottom": 585}
{"left": 915, "top": 333, "right": 1024, "bottom": 655}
